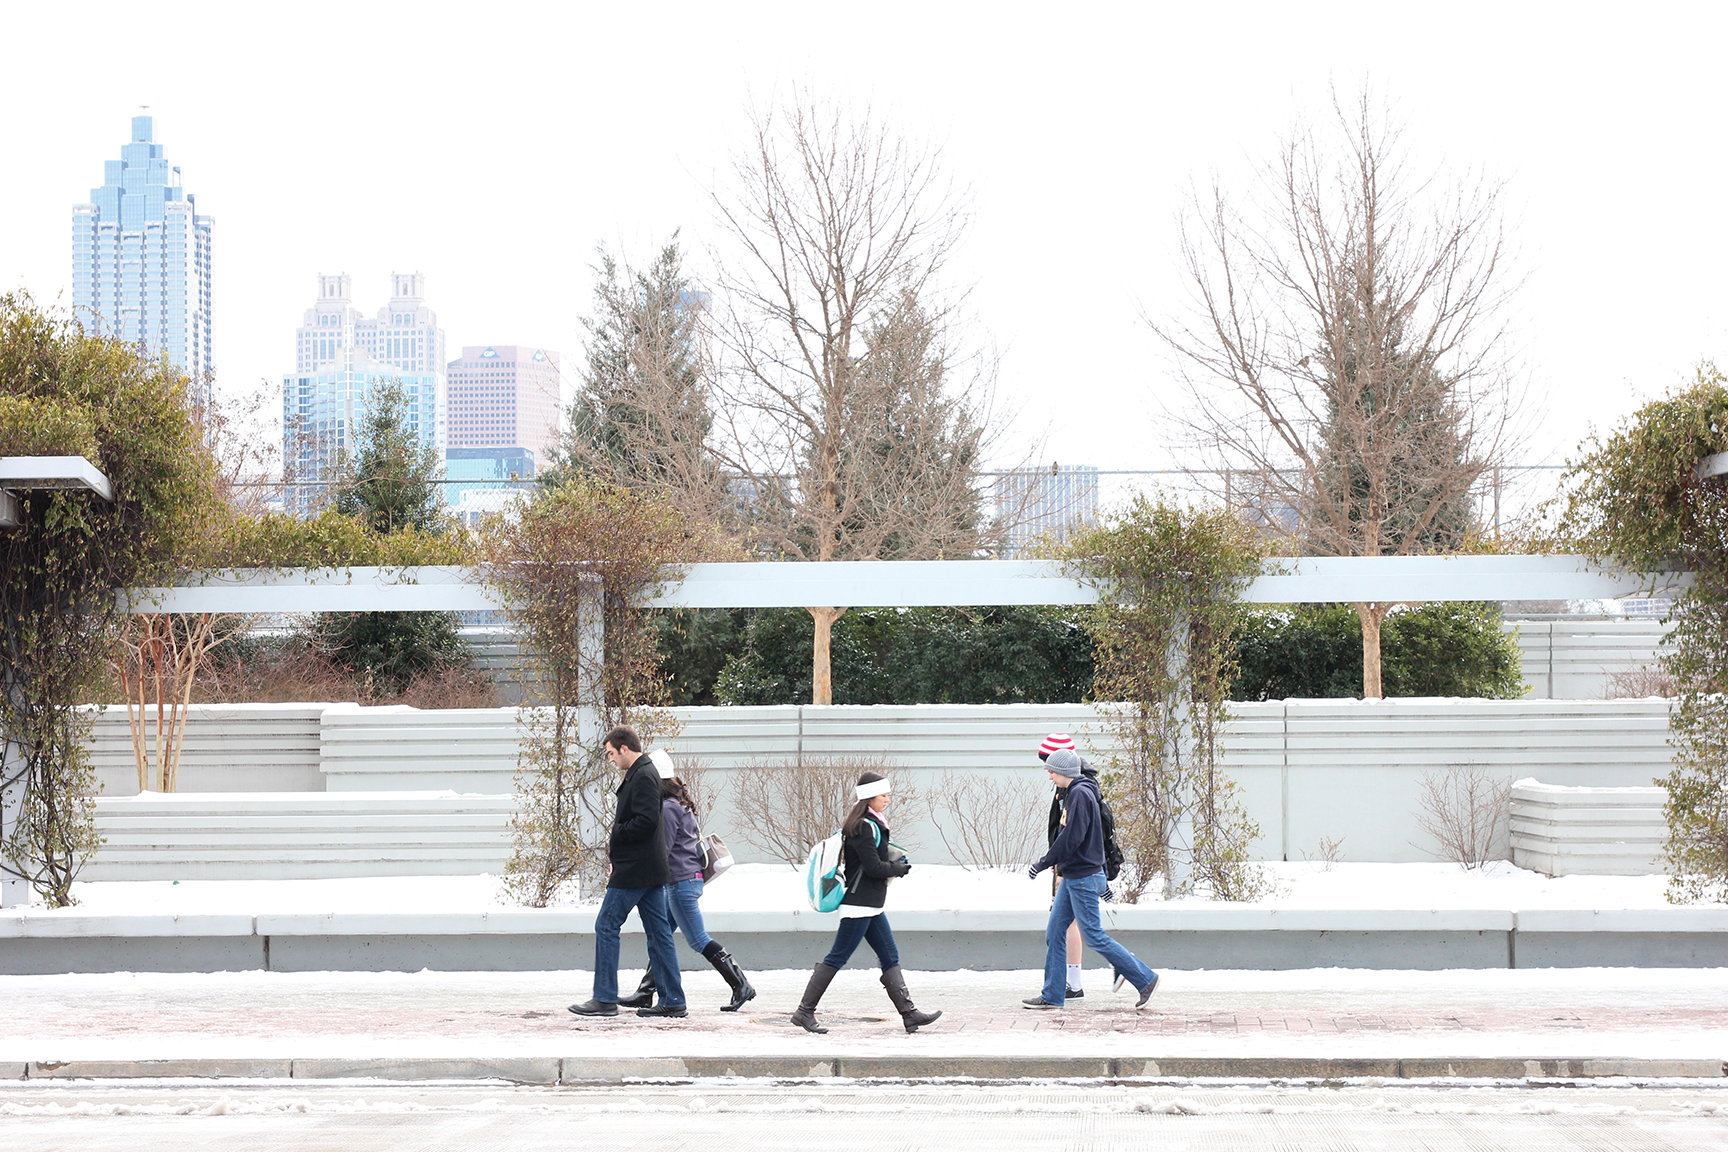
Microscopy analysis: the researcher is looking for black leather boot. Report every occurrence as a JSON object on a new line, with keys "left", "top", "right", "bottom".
{"left": 618, "top": 967, "right": 656, "bottom": 1009}
{"left": 879, "top": 965, "right": 941, "bottom": 1033}
{"left": 790, "top": 962, "right": 838, "bottom": 1034}
{"left": 703, "top": 940, "right": 757, "bottom": 1012}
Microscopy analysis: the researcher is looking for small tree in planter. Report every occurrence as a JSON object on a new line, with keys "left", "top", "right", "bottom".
{"left": 485, "top": 479, "right": 701, "bottom": 905}
{"left": 1066, "top": 495, "right": 1268, "bottom": 901}
{"left": 1559, "top": 364, "right": 1728, "bottom": 903}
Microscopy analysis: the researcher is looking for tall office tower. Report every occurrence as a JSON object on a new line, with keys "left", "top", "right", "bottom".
{"left": 282, "top": 273, "right": 444, "bottom": 511}
{"left": 995, "top": 464, "right": 1101, "bottom": 555}
{"left": 71, "top": 115, "right": 214, "bottom": 401}
{"left": 445, "top": 344, "right": 562, "bottom": 466}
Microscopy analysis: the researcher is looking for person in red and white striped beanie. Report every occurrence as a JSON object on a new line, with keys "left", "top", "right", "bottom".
{"left": 1037, "top": 731, "right": 1086, "bottom": 997}
{"left": 1037, "top": 732, "right": 1076, "bottom": 762}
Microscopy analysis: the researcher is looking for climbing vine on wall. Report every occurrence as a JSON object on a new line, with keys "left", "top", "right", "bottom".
{"left": 1066, "top": 495, "right": 1269, "bottom": 902}
{"left": 484, "top": 478, "right": 702, "bottom": 905}
{"left": 1559, "top": 363, "right": 1728, "bottom": 903}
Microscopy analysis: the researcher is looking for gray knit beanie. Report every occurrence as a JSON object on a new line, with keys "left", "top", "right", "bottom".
{"left": 1045, "top": 748, "right": 1083, "bottom": 779}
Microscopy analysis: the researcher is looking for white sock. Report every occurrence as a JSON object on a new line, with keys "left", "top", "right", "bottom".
{"left": 1066, "top": 964, "right": 1082, "bottom": 990}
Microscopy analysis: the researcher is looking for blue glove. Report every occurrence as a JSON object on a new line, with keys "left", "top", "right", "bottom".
{"left": 1027, "top": 864, "right": 1042, "bottom": 880}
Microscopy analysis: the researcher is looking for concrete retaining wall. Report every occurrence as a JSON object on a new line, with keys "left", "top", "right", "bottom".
{"left": 84, "top": 791, "right": 515, "bottom": 881}
{"left": 1509, "top": 779, "right": 1667, "bottom": 877}
{"left": 89, "top": 704, "right": 326, "bottom": 796}
{"left": 4, "top": 906, "right": 1724, "bottom": 974}
{"left": 84, "top": 699, "right": 1677, "bottom": 870}
{"left": 1511, "top": 618, "right": 1669, "bottom": 700}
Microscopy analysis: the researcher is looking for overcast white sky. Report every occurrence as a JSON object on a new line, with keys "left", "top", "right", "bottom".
{"left": 3, "top": 1, "right": 1724, "bottom": 509}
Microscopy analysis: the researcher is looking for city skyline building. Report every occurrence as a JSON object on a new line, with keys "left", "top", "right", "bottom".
{"left": 995, "top": 463, "right": 1100, "bottom": 555}
{"left": 445, "top": 344, "right": 561, "bottom": 465}
{"left": 282, "top": 273, "right": 444, "bottom": 511}
{"left": 71, "top": 115, "right": 213, "bottom": 401}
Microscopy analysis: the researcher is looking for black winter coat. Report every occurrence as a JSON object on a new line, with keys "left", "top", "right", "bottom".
{"left": 840, "top": 810, "right": 909, "bottom": 910}
{"left": 607, "top": 756, "right": 670, "bottom": 889}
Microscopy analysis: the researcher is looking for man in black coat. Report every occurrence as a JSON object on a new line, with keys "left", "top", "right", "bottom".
{"left": 569, "top": 726, "right": 687, "bottom": 1018}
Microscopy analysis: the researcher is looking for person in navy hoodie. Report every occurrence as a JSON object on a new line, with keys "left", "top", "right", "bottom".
{"left": 1022, "top": 748, "right": 1159, "bottom": 1011}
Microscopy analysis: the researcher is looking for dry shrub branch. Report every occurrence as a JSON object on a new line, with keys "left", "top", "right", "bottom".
{"left": 1412, "top": 765, "right": 1512, "bottom": 870}
{"left": 730, "top": 755, "right": 916, "bottom": 865}
{"left": 929, "top": 772, "right": 1047, "bottom": 871}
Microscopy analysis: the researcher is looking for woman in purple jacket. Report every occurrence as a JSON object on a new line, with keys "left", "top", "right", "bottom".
{"left": 619, "top": 755, "right": 756, "bottom": 1012}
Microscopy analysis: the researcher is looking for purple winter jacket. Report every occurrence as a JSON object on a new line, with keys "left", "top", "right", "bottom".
{"left": 662, "top": 797, "right": 704, "bottom": 883}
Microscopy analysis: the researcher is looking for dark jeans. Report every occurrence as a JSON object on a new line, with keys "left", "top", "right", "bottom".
{"left": 594, "top": 883, "right": 685, "bottom": 1006}
{"left": 1042, "top": 871, "right": 1154, "bottom": 1004}
{"left": 822, "top": 912, "right": 900, "bottom": 971}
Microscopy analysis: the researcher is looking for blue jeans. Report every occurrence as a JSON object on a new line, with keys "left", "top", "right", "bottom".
{"left": 822, "top": 913, "right": 900, "bottom": 971}
{"left": 1042, "top": 871, "right": 1154, "bottom": 1005}
{"left": 665, "top": 877, "right": 714, "bottom": 954}
{"left": 593, "top": 884, "right": 685, "bottom": 1007}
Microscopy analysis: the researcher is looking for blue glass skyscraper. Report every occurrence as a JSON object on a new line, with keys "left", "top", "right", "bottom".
{"left": 71, "top": 115, "right": 214, "bottom": 400}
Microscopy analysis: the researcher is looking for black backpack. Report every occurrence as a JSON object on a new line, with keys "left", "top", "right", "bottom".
{"left": 1098, "top": 793, "right": 1125, "bottom": 882}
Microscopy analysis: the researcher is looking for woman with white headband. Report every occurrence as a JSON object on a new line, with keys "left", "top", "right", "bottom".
{"left": 790, "top": 771, "right": 942, "bottom": 1034}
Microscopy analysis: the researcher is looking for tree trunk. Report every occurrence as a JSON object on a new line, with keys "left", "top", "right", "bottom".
{"left": 807, "top": 606, "right": 848, "bottom": 705}
{"left": 1354, "top": 601, "right": 1392, "bottom": 699}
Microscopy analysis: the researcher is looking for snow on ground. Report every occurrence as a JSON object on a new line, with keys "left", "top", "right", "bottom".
{"left": 34, "top": 860, "right": 1701, "bottom": 917}
{"left": 6, "top": 965, "right": 1728, "bottom": 1062}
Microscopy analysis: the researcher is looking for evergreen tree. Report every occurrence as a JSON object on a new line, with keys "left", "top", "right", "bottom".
{"left": 334, "top": 379, "right": 445, "bottom": 534}
{"left": 555, "top": 235, "right": 722, "bottom": 513}
{"left": 322, "top": 378, "right": 466, "bottom": 691}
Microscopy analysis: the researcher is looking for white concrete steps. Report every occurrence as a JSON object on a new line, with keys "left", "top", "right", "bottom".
{"left": 1509, "top": 779, "right": 1666, "bottom": 876}
{"left": 88, "top": 791, "right": 516, "bottom": 881}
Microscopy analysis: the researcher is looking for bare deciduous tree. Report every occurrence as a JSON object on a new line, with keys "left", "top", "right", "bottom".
{"left": 709, "top": 96, "right": 1009, "bottom": 703}
{"left": 1154, "top": 90, "right": 1523, "bottom": 697}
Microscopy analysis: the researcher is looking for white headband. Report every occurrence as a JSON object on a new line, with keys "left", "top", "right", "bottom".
{"left": 855, "top": 778, "right": 891, "bottom": 800}
{"left": 648, "top": 749, "right": 676, "bottom": 780}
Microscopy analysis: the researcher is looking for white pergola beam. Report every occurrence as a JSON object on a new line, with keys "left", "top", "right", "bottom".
{"left": 0, "top": 455, "right": 114, "bottom": 502}
{"left": 1698, "top": 450, "right": 1728, "bottom": 480}
{"left": 118, "top": 555, "right": 1690, "bottom": 614}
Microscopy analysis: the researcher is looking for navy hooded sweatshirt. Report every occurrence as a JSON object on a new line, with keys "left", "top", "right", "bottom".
{"left": 1032, "top": 774, "right": 1106, "bottom": 880}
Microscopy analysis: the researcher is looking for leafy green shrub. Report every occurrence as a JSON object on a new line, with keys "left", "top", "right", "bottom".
{"left": 0, "top": 296, "right": 219, "bottom": 904}
{"left": 1232, "top": 602, "right": 1525, "bottom": 700}
{"left": 709, "top": 605, "right": 1095, "bottom": 706}
{"left": 1559, "top": 363, "right": 1728, "bottom": 903}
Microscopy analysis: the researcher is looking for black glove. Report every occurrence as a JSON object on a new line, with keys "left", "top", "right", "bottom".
{"left": 1027, "top": 864, "right": 1042, "bottom": 880}
{"left": 1101, "top": 884, "right": 1116, "bottom": 903}
{"left": 895, "top": 860, "right": 912, "bottom": 877}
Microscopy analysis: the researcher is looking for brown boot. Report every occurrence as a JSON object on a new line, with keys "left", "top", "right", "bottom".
{"left": 879, "top": 965, "right": 941, "bottom": 1033}
{"left": 790, "top": 962, "right": 838, "bottom": 1034}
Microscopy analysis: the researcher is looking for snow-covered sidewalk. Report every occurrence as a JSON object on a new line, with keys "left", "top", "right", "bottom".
{"left": 7, "top": 966, "right": 1727, "bottom": 1069}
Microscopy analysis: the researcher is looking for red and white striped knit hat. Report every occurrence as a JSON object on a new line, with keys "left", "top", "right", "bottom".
{"left": 1037, "top": 732, "right": 1076, "bottom": 762}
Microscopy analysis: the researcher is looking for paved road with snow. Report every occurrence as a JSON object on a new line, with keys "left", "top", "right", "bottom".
{"left": 3, "top": 1080, "right": 1726, "bottom": 1150}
